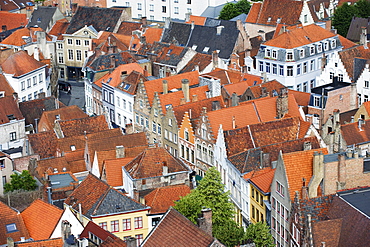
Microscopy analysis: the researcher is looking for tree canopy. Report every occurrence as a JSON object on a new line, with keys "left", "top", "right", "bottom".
{"left": 174, "top": 167, "right": 244, "bottom": 247}
{"left": 332, "top": 0, "right": 370, "bottom": 37}
{"left": 245, "top": 222, "right": 275, "bottom": 247}
{"left": 219, "top": 0, "right": 251, "bottom": 20}
{"left": 4, "top": 170, "right": 37, "bottom": 193}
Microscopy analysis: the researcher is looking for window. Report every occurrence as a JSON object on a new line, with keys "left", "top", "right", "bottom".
{"left": 297, "top": 84, "right": 301, "bottom": 92}
{"left": 58, "top": 52, "right": 64, "bottom": 63}
{"left": 304, "top": 14, "right": 308, "bottom": 23}
{"left": 34, "top": 91, "right": 38, "bottom": 99}
{"left": 76, "top": 50, "right": 82, "bottom": 61}
{"left": 134, "top": 217, "right": 143, "bottom": 229}
{"left": 84, "top": 40, "right": 89, "bottom": 46}
{"left": 27, "top": 78, "right": 31, "bottom": 88}
{"left": 138, "top": 3, "right": 142, "bottom": 10}
{"left": 287, "top": 66, "right": 293, "bottom": 76}
{"left": 365, "top": 95, "right": 369, "bottom": 102}
{"left": 150, "top": 15, "right": 154, "bottom": 21}
{"left": 76, "top": 39, "right": 81, "bottom": 46}
{"left": 252, "top": 205, "right": 255, "bottom": 219}
{"left": 272, "top": 197, "right": 276, "bottom": 209}
{"left": 365, "top": 81, "right": 369, "bottom": 88}
{"left": 152, "top": 121, "right": 157, "bottom": 133}
{"left": 129, "top": 102, "right": 132, "bottom": 112}
{"left": 286, "top": 51, "right": 293, "bottom": 61}
{"left": 297, "top": 64, "right": 301, "bottom": 75}
{"left": 330, "top": 72, "right": 334, "bottom": 79}
{"left": 111, "top": 220, "right": 119, "bottom": 232}
{"left": 21, "top": 81, "right": 25, "bottom": 91}
{"left": 68, "top": 49, "right": 73, "bottom": 60}
{"left": 168, "top": 118, "right": 172, "bottom": 126}
{"left": 158, "top": 124, "right": 161, "bottom": 134}
{"left": 6, "top": 223, "right": 17, "bottom": 233}
{"left": 266, "top": 62, "right": 270, "bottom": 73}
{"left": 323, "top": 41, "right": 328, "bottom": 51}
{"left": 67, "top": 39, "right": 72, "bottom": 45}
{"left": 310, "top": 79, "right": 315, "bottom": 89}
{"left": 187, "top": 0, "right": 191, "bottom": 3}
{"left": 310, "top": 46, "right": 315, "bottom": 55}
{"left": 272, "top": 50, "right": 277, "bottom": 59}
{"left": 331, "top": 39, "right": 336, "bottom": 48}
{"left": 174, "top": 7, "right": 179, "bottom": 14}
{"left": 276, "top": 181, "right": 284, "bottom": 197}
{"left": 310, "top": 60, "right": 315, "bottom": 71}
{"left": 10, "top": 132, "right": 16, "bottom": 141}
{"left": 174, "top": 0, "right": 178, "bottom": 2}
{"left": 145, "top": 118, "right": 149, "bottom": 128}
{"left": 299, "top": 49, "right": 304, "bottom": 58}
{"left": 272, "top": 64, "right": 277, "bottom": 74}
{"left": 279, "top": 65, "right": 284, "bottom": 76}
{"left": 185, "top": 129, "right": 189, "bottom": 141}
{"left": 317, "top": 43, "right": 322, "bottom": 53}
{"left": 57, "top": 43, "right": 63, "bottom": 49}
{"left": 22, "top": 96, "right": 26, "bottom": 102}
{"left": 162, "top": 6, "right": 166, "bottom": 13}
{"left": 303, "top": 62, "right": 307, "bottom": 73}
{"left": 150, "top": 4, "right": 154, "bottom": 11}
{"left": 265, "top": 49, "right": 271, "bottom": 57}
{"left": 85, "top": 51, "right": 88, "bottom": 58}
{"left": 187, "top": 8, "right": 192, "bottom": 13}
{"left": 99, "top": 222, "right": 107, "bottom": 230}
{"left": 252, "top": 187, "right": 255, "bottom": 199}
{"left": 314, "top": 96, "right": 320, "bottom": 107}
{"left": 123, "top": 99, "right": 126, "bottom": 109}
{"left": 338, "top": 74, "right": 343, "bottom": 82}
{"left": 122, "top": 219, "right": 131, "bottom": 231}
{"left": 303, "top": 82, "right": 308, "bottom": 92}
{"left": 135, "top": 234, "right": 143, "bottom": 246}
{"left": 259, "top": 61, "right": 263, "bottom": 72}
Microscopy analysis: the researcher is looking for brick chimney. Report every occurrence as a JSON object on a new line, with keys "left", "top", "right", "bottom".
{"left": 163, "top": 80, "right": 168, "bottom": 94}
{"left": 197, "top": 208, "right": 213, "bottom": 236}
{"left": 110, "top": 55, "right": 116, "bottom": 69}
{"left": 276, "top": 88, "right": 288, "bottom": 119}
{"left": 212, "top": 50, "right": 219, "bottom": 69}
{"left": 126, "top": 237, "right": 137, "bottom": 247}
{"left": 141, "top": 16, "right": 147, "bottom": 27}
{"left": 181, "top": 79, "right": 190, "bottom": 102}
{"left": 192, "top": 94, "right": 198, "bottom": 102}
{"left": 212, "top": 100, "right": 221, "bottom": 110}
{"left": 162, "top": 161, "right": 168, "bottom": 176}
{"left": 116, "top": 145, "right": 125, "bottom": 158}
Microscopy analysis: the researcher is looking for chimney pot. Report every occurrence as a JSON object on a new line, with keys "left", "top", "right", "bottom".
{"left": 198, "top": 208, "right": 213, "bottom": 236}
{"left": 181, "top": 79, "right": 190, "bottom": 102}
{"left": 163, "top": 80, "right": 168, "bottom": 94}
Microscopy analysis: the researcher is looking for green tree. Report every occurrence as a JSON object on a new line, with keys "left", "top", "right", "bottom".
{"left": 4, "top": 170, "right": 37, "bottom": 193}
{"left": 174, "top": 167, "right": 245, "bottom": 247}
{"left": 355, "top": 0, "right": 370, "bottom": 20}
{"left": 245, "top": 222, "right": 274, "bottom": 247}
{"left": 219, "top": 0, "right": 251, "bottom": 20}
{"left": 332, "top": 3, "right": 358, "bottom": 37}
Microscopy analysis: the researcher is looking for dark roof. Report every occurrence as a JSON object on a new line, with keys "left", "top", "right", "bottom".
{"left": 19, "top": 96, "right": 65, "bottom": 126}
{"left": 66, "top": 6, "right": 125, "bottom": 34}
{"left": 27, "top": 7, "right": 57, "bottom": 31}
{"left": 79, "top": 221, "right": 118, "bottom": 241}
{"left": 161, "top": 21, "right": 240, "bottom": 59}
{"left": 85, "top": 51, "right": 136, "bottom": 72}
{"left": 311, "top": 78, "right": 351, "bottom": 95}
{"left": 346, "top": 16, "right": 370, "bottom": 42}
{"left": 337, "top": 187, "right": 370, "bottom": 218}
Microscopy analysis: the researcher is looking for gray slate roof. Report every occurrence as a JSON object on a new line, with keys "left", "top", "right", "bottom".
{"left": 338, "top": 187, "right": 370, "bottom": 218}
{"left": 27, "top": 6, "right": 57, "bottom": 31}
{"left": 346, "top": 16, "right": 370, "bottom": 42}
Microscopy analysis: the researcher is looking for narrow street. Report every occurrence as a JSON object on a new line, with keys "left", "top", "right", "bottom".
{"left": 58, "top": 80, "right": 86, "bottom": 111}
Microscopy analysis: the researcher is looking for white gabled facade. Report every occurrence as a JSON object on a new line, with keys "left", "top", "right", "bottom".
{"left": 356, "top": 63, "right": 370, "bottom": 106}
{"left": 107, "top": 0, "right": 228, "bottom": 22}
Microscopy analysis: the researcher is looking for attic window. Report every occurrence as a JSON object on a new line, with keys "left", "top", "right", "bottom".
{"left": 123, "top": 84, "right": 131, "bottom": 90}
{"left": 70, "top": 145, "right": 76, "bottom": 151}
{"left": 7, "top": 114, "right": 15, "bottom": 120}
{"left": 192, "top": 45, "right": 197, "bottom": 50}
{"left": 203, "top": 47, "right": 209, "bottom": 53}
{"left": 106, "top": 27, "right": 111, "bottom": 31}
{"left": 6, "top": 223, "right": 17, "bottom": 233}
{"left": 331, "top": 39, "right": 336, "bottom": 48}
{"left": 166, "top": 49, "right": 172, "bottom": 56}
{"left": 132, "top": 44, "right": 137, "bottom": 49}
{"left": 107, "top": 78, "right": 112, "bottom": 83}
{"left": 267, "top": 17, "right": 271, "bottom": 22}
{"left": 37, "top": 17, "right": 41, "bottom": 23}
{"left": 276, "top": 18, "right": 281, "bottom": 24}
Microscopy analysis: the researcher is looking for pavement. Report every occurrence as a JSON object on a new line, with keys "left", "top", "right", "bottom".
{"left": 58, "top": 79, "right": 86, "bottom": 111}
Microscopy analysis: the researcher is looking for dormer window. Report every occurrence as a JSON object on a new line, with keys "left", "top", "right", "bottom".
{"left": 70, "top": 145, "right": 76, "bottom": 151}
{"left": 299, "top": 49, "right": 304, "bottom": 58}
{"left": 272, "top": 50, "right": 277, "bottom": 59}
{"left": 286, "top": 50, "right": 293, "bottom": 61}
{"left": 310, "top": 46, "right": 315, "bottom": 55}
{"left": 317, "top": 43, "right": 322, "bottom": 53}
{"left": 323, "top": 41, "right": 329, "bottom": 51}
{"left": 265, "top": 49, "right": 271, "bottom": 58}
{"left": 331, "top": 39, "right": 336, "bottom": 48}
{"left": 192, "top": 45, "right": 197, "bottom": 50}
{"left": 267, "top": 17, "right": 271, "bottom": 22}
{"left": 276, "top": 18, "right": 281, "bottom": 24}
{"left": 203, "top": 47, "right": 209, "bottom": 53}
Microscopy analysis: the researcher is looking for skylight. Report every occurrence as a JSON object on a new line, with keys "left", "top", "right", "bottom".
{"left": 203, "top": 47, "right": 209, "bottom": 53}
{"left": 123, "top": 84, "right": 131, "bottom": 90}
{"left": 6, "top": 223, "right": 17, "bottom": 233}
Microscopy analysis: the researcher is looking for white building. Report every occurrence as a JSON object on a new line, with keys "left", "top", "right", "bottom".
{"left": 108, "top": 0, "right": 228, "bottom": 22}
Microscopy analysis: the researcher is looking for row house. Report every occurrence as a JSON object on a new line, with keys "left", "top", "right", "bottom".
{"left": 251, "top": 24, "right": 345, "bottom": 92}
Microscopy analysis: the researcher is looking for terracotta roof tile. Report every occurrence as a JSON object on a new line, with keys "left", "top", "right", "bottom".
{"left": 0, "top": 12, "right": 27, "bottom": 31}
{"left": 339, "top": 44, "right": 370, "bottom": 80}
{"left": 124, "top": 147, "right": 190, "bottom": 179}
{"left": 186, "top": 15, "right": 207, "bottom": 26}
{"left": 312, "top": 218, "right": 342, "bottom": 247}
{"left": 1, "top": 50, "right": 46, "bottom": 77}
{"left": 0, "top": 95, "right": 24, "bottom": 124}
{"left": 116, "top": 21, "right": 142, "bottom": 36}
{"left": 341, "top": 118, "right": 370, "bottom": 145}
{"left": 15, "top": 238, "right": 64, "bottom": 247}
{"left": 143, "top": 27, "right": 163, "bottom": 44}
{"left": 247, "top": 168, "right": 275, "bottom": 193}
{"left": 0, "top": 0, "right": 18, "bottom": 12}
{"left": 48, "top": 19, "right": 69, "bottom": 40}
{"left": 144, "top": 71, "right": 200, "bottom": 106}
{"left": 246, "top": 80, "right": 285, "bottom": 98}
{"left": 36, "top": 156, "right": 86, "bottom": 179}
{"left": 28, "top": 130, "right": 58, "bottom": 159}
{"left": 79, "top": 221, "right": 118, "bottom": 242}
{"left": 144, "top": 185, "right": 191, "bottom": 214}
{"left": 179, "top": 53, "right": 212, "bottom": 73}
{"left": 245, "top": 0, "right": 303, "bottom": 25}
{"left": 103, "top": 157, "right": 133, "bottom": 187}
{"left": 0, "top": 201, "right": 30, "bottom": 245}
{"left": 288, "top": 89, "right": 311, "bottom": 106}
{"left": 142, "top": 208, "right": 214, "bottom": 247}
{"left": 223, "top": 81, "right": 250, "bottom": 96}
{"left": 20, "top": 199, "right": 63, "bottom": 241}
{"left": 264, "top": 24, "right": 337, "bottom": 49}
{"left": 58, "top": 115, "right": 109, "bottom": 138}
{"left": 99, "top": 236, "right": 127, "bottom": 247}
{"left": 92, "top": 32, "right": 130, "bottom": 52}
{"left": 283, "top": 148, "right": 328, "bottom": 201}
{"left": 38, "top": 105, "right": 87, "bottom": 131}
{"left": 101, "top": 63, "right": 145, "bottom": 88}
{"left": 201, "top": 69, "right": 262, "bottom": 85}
{"left": 1, "top": 27, "right": 52, "bottom": 47}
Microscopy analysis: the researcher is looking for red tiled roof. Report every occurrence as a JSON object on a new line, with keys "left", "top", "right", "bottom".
{"left": 124, "top": 147, "right": 189, "bottom": 179}
{"left": 92, "top": 32, "right": 130, "bottom": 52}
{"left": 339, "top": 44, "right": 370, "bottom": 80}
{"left": 288, "top": 89, "right": 311, "bottom": 106}
{"left": 246, "top": 80, "right": 285, "bottom": 98}
{"left": 338, "top": 35, "right": 357, "bottom": 50}
{"left": 116, "top": 21, "right": 142, "bottom": 36}
{"left": 20, "top": 199, "right": 63, "bottom": 241}
{"left": 341, "top": 118, "right": 370, "bottom": 145}
{"left": 101, "top": 63, "right": 145, "bottom": 88}
{"left": 245, "top": 0, "right": 303, "bottom": 25}
{"left": 15, "top": 238, "right": 64, "bottom": 247}
{"left": 180, "top": 53, "right": 212, "bottom": 74}
{"left": 0, "top": 12, "right": 27, "bottom": 31}
{"left": 201, "top": 69, "right": 262, "bottom": 85}
{"left": 48, "top": 19, "right": 69, "bottom": 40}
{"left": 186, "top": 15, "right": 207, "bottom": 26}
{"left": 223, "top": 81, "right": 250, "bottom": 96}
{"left": 99, "top": 236, "right": 127, "bottom": 247}
{"left": 144, "top": 184, "right": 191, "bottom": 214}
{"left": 79, "top": 221, "right": 118, "bottom": 242}
{"left": 103, "top": 157, "right": 133, "bottom": 187}
{"left": 312, "top": 218, "right": 342, "bottom": 247}
{"left": 264, "top": 24, "right": 336, "bottom": 49}
{"left": 142, "top": 208, "right": 214, "bottom": 247}
{"left": 143, "top": 27, "right": 163, "bottom": 44}
{"left": 0, "top": 95, "right": 24, "bottom": 124}
{"left": 28, "top": 130, "right": 58, "bottom": 159}
{"left": 58, "top": 115, "right": 109, "bottom": 138}
{"left": 247, "top": 168, "right": 275, "bottom": 193}
{"left": 1, "top": 27, "right": 52, "bottom": 46}
{"left": 1, "top": 51, "right": 46, "bottom": 77}
{"left": 0, "top": 201, "right": 30, "bottom": 245}
{"left": 283, "top": 148, "right": 328, "bottom": 201}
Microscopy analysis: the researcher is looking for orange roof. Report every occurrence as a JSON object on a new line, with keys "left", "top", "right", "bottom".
{"left": 144, "top": 71, "right": 200, "bottom": 106}
{"left": 246, "top": 168, "right": 275, "bottom": 193}
{"left": 21, "top": 199, "right": 63, "bottom": 241}
{"left": 1, "top": 51, "right": 46, "bottom": 77}
{"left": 338, "top": 35, "right": 357, "bottom": 50}
{"left": 16, "top": 238, "right": 64, "bottom": 247}
{"left": 48, "top": 19, "right": 69, "bottom": 40}
{"left": 93, "top": 32, "right": 130, "bottom": 52}
{"left": 245, "top": 2, "right": 262, "bottom": 23}
{"left": 186, "top": 15, "right": 207, "bottom": 25}
{"left": 104, "top": 157, "right": 133, "bottom": 187}
{"left": 143, "top": 27, "right": 163, "bottom": 44}
{"left": 283, "top": 148, "right": 328, "bottom": 201}
{"left": 144, "top": 184, "right": 191, "bottom": 214}
{"left": 0, "top": 12, "right": 27, "bottom": 31}
{"left": 0, "top": 95, "right": 23, "bottom": 124}
{"left": 201, "top": 69, "right": 262, "bottom": 85}
{"left": 39, "top": 105, "right": 87, "bottom": 131}
{"left": 1, "top": 27, "right": 52, "bottom": 46}
{"left": 102, "top": 63, "right": 145, "bottom": 88}
{"left": 264, "top": 24, "right": 336, "bottom": 49}
{"left": 223, "top": 81, "right": 250, "bottom": 96}
{"left": 288, "top": 89, "right": 311, "bottom": 106}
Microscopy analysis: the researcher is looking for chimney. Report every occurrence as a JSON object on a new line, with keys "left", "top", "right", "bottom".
{"left": 71, "top": 3, "right": 78, "bottom": 14}
{"left": 303, "top": 141, "right": 312, "bottom": 150}
{"left": 197, "top": 208, "right": 213, "bottom": 236}
{"left": 282, "top": 25, "right": 286, "bottom": 33}
{"left": 38, "top": 92, "right": 46, "bottom": 99}
{"left": 353, "top": 150, "right": 359, "bottom": 158}
{"left": 351, "top": 116, "right": 354, "bottom": 123}
{"left": 108, "top": 45, "right": 117, "bottom": 54}
{"left": 358, "top": 118, "right": 364, "bottom": 131}
{"left": 47, "top": 187, "right": 52, "bottom": 204}
{"left": 164, "top": 17, "right": 170, "bottom": 28}
{"left": 231, "top": 92, "right": 239, "bottom": 106}
{"left": 126, "top": 237, "right": 137, "bottom": 247}
{"left": 350, "top": 83, "right": 357, "bottom": 109}
{"left": 216, "top": 26, "right": 224, "bottom": 35}
{"left": 162, "top": 80, "right": 168, "bottom": 94}
{"left": 7, "top": 238, "right": 14, "bottom": 247}
{"left": 181, "top": 79, "right": 190, "bottom": 102}
{"left": 116, "top": 145, "right": 125, "bottom": 158}
{"left": 360, "top": 27, "right": 368, "bottom": 49}
{"left": 338, "top": 153, "right": 346, "bottom": 187}
{"left": 212, "top": 50, "right": 219, "bottom": 69}
{"left": 232, "top": 116, "right": 236, "bottom": 129}
{"left": 261, "top": 87, "right": 267, "bottom": 97}
{"left": 110, "top": 55, "right": 115, "bottom": 69}
{"left": 33, "top": 47, "right": 40, "bottom": 61}
{"left": 191, "top": 21, "right": 195, "bottom": 30}
{"left": 192, "top": 94, "right": 198, "bottom": 102}
{"left": 141, "top": 16, "right": 147, "bottom": 27}
{"left": 346, "top": 149, "right": 353, "bottom": 158}
{"left": 301, "top": 178, "right": 309, "bottom": 200}
{"left": 94, "top": 46, "right": 102, "bottom": 57}
{"left": 185, "top": 12, "right": 191, "bottom": 22}
{"left": 212, "top": 100, "right": 221, "bottom": 110}
{"left": 180, "top": 98, "right": 186, "bottom": 105}
{"left": 162, "top": 161, "right": 168, "bottom": 176}
{"left": 2, "top": 25, "right": 7, "bottom": 32}
{"left": 276, "top": 88, "right": 288, "bottom": 119}
{"left": 140, "top": 35, "right": 146, "bottom": 44}
{"left": 194, "top": 65, "right": 199, "bottom": 71}
{"left": 78, "top": 203, "right": 83, "bottom": 222}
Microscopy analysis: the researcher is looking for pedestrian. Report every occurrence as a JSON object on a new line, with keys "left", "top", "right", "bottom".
{"left": 67, "top": 85, "right": 71, "bottom": 94}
